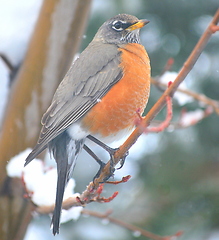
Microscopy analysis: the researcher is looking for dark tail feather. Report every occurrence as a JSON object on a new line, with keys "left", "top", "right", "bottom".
{"left": 24, "top": 144, "right": 47, "bottom": 166}
{"left": 49, "top": 131, "right": 84, "bottom": 235}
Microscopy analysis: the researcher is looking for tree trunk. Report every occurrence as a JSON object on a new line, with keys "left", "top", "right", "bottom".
{"left": 0, "top": 0, "right": 92, "bottom": 239}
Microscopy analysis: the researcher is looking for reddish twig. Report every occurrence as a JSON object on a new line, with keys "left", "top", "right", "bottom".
{"left": 148, "top": 83, "right": 173, "bottom": 133}
{"left": 93, "top": 183, "right": 119, "bottom": 203}
{"left": 106, "top": 175, "right": 131, "bottom": 184}
{"left": 136, "top": 95, "right": 173, "bottom": 133}
{"left": 135, "top": 82, "right": 173, "bottom": 133}
{"left": 36, "top": 183, "right": 119, "bottom": 214}
{"left": 98, "top": 191, "right": 119, "bottom": 203}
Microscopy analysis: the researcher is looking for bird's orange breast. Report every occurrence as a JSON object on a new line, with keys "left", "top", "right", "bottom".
{"left": 81, "top": 43, "right": 150, "bottom": 140}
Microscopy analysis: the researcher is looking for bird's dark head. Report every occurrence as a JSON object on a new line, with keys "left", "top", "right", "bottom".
{"left": 93, "top": 14, "right": 149, "bottom": 44}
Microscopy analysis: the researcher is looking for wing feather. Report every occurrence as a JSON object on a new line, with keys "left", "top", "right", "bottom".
{"left": 25, "top": 42, "right": 123, "bottom": 162}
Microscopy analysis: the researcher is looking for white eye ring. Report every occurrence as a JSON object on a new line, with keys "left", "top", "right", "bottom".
{"left": 112, "top": 20, "right": 126, "bottom": 32}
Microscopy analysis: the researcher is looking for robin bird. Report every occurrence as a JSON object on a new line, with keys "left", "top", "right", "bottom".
{"left": 25, "top": 13, "right": 151, "bottom": 235}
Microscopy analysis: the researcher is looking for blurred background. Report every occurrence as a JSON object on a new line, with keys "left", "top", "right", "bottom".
{"left": 0, "top": 0, "right": 219, "bottom": 239}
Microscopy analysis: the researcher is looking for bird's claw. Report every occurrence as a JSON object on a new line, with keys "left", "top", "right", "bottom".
{"left": 116, "top": 150, "right": 129, "bottom": 170}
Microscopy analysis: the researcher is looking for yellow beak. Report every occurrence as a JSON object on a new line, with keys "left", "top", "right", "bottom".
{"left": 126, "top": 19, "right": 150, "bottom": 31}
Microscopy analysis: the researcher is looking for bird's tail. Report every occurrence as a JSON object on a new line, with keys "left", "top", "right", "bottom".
{"left": 49, "top": 131, "right": 85, "bottom": 235}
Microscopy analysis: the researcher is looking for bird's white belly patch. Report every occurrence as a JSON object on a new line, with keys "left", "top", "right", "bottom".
{"left": 92, "top": 126, "right": 134, "bottom": 145}
{"left": 67, "top": 122, "right": 90, "bottom": 140}
{"left": 67, "top": 121, "right": 134, "bottom": 146}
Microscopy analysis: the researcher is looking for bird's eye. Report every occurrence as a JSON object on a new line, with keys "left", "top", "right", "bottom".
{"left": 112, "top": 21, "right": 124, "bottom": 31}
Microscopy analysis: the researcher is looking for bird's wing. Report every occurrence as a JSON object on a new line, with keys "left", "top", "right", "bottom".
{"left": 25, "top": 42, "right": 123, "bottom": 163}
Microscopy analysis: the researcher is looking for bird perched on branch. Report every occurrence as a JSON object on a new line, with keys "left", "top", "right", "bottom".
{"left": 25, "top": 13, "right": 151, "bottom": 235}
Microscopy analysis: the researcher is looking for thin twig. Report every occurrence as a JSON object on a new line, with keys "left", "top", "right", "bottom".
{"left": 147, "top": 94, "right": 173, "bottom": 133}
{"left": 82, "top": 209, "right": 183, "bottom": 240}
{"left": 151, "top": 78, "right": 219, "bottom": 115}
{"left": 152, "top": 106, "right": 213, "bottom": 130}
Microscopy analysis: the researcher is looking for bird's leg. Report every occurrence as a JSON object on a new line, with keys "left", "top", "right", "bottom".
{"left": 83, "top": 144, "right": 105, "bottom": 167}
{"left": 83, "top": 144, "right": 107, "bottom": 180}
{"left": 87, "top": 135, "right": 129, "bottom": 173}
{"left": 87, "top": 135, "right": 119, "bottom": 175}
{"left": 87, "top": 135, "right": 118, "bottom": 157}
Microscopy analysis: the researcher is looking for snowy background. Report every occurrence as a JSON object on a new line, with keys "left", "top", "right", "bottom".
{"left": 1, "top": 1, "right": 219, "bottom": 240}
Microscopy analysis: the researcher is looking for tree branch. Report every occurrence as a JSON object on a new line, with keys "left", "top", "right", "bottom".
{"left": 0, "top": 1, "right": 92, "bottom": 239}
{"left": 91, "top": 8, "right": 219, "bottom": 188}
{"left": 29, "top": 8, "right": 219, "bottom": 235}
{"left": 151, "top": 78, "right": 219, "bottom": 115}
{"left": 82, "top": 209, "right": 183, "bottom": 240}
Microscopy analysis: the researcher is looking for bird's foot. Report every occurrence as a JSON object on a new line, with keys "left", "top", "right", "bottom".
{"left": 116, "top": 150, "right": 129, "bottom": 170}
